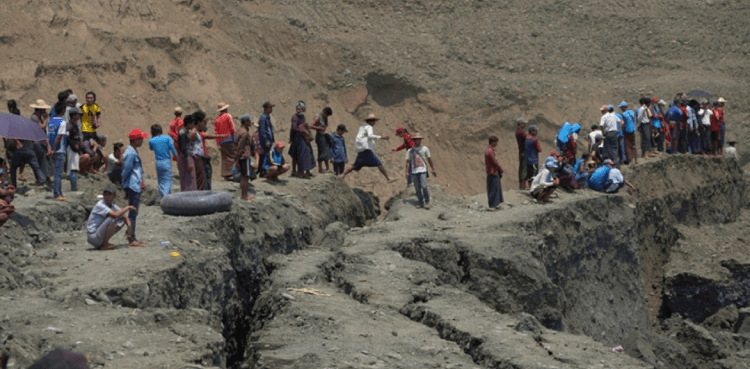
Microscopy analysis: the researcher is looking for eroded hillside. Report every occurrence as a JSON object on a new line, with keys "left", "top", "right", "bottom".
{"left": 1, "top": 0, "right": 750, "bottom": 199}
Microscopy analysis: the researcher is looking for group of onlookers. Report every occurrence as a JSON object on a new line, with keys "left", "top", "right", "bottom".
{"left": 496, "top": 93, "right": 732, "bottom": 208}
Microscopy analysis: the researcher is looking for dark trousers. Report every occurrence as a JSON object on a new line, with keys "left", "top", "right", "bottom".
{"left": 333, "top": 162, "right": 345, "bottom": 175}
{"left": 11, "top": 150, "right": 45, "bottom": 187}
{"left": 125, "top": 188, "right": 141, "bottom": 241}
{"left": 639, "top": 123, "right": 652, "bottom": 156}
{"left": 202, "top": 157, "right": 212, "bottom": 190}
{"left": 487, "top": 173, "right": 503, "bottom": 208}
{"left": 678, "top": 126, "right": 688, "bottom": 154}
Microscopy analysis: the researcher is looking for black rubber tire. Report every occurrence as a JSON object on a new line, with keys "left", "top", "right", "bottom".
{"left": 160, "top": 191, "right": 233, "bottom": 216}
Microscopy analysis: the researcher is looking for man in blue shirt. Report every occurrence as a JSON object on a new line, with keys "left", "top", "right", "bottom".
{"left": 618, "top": 101, "right": 637, "bottom": 164}
{"left": 148, "top": 124, "right": 177, "bottom": 197}
{"left": 258, "top": 102, "right": 276, "bottom": 177}
{"left": 122, "top": 128, "right": 147, "bottom": 247}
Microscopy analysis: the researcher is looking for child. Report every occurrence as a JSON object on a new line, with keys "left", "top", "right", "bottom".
{"left": 234, "top": 114, "right": 260, "bottom": 200}
{"left": 405, "top": 132, "right": 437, "bottom": 209}
{"left": 81, "top": 91, "right": 102, "bottom": 142}
{"left": 148, "top": 124, "right": 177, "bottom": 197}
{"left": 524, "top": 125, "right": 542, "bottom": 187}
{"left": 330, "top": 124, "right": 348, "bottom": 175}
{"left": 121, "top": 128, "right": 147, "bottom": 247}
{"left": 725, "top": 140, "right": 740, "bottom": 160}
{"left": 86, "top": 185, "right": 136, "bottom": 250}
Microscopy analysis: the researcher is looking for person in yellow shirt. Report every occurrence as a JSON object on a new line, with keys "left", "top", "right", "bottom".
{"left": 81, "top": 91, "right": 102, "bottom": 141}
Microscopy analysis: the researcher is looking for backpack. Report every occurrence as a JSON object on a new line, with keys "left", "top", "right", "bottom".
{"left": 587, "top": 166, "right": 611, "bottom": 191}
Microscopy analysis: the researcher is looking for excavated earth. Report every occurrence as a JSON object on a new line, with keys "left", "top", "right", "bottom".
{"left": 1, "top": 154, "right": 750, "bottom": 369}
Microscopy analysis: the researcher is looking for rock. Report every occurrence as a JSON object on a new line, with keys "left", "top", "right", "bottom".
{"left": 84, "top": 298, "right": 98, "bottom": 305}
{"left": 121, "top": 296, "right": 138, "bottom": 308}
{"left": 281, "top": 293, "right": 295, "bottom": 300}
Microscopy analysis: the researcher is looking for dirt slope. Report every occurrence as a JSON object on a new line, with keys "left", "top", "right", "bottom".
{"left": 1, "top": 0, "right": 750, "bottom": 200}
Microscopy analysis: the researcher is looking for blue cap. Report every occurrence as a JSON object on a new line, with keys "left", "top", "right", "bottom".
{"left": 607, "top": 104, "right": 614, "bottom": 112}
{"left": 618, "top": 101, "right": 628, "bottom": 108}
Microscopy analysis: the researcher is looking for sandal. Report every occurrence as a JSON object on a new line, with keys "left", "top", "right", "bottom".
{"left": 241, "top": 196, "right": 255, "bottom": 201}
{"left": 128, "top": 240, "right": 146, "bottom": 247}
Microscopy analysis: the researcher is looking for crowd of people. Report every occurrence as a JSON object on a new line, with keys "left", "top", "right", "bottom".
{"left": 493, "top": 92, "right": 734, "bottom": 208}
{"left": 0, "top": 90, "right": 444, "bottom": 246}
{"left": 0, "top": 88, "right": 737, "bottom": 242}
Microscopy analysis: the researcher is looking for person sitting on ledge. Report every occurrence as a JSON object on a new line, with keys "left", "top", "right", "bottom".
{"left": 264, "top": 141, "right": 290, "bottom": 182}
{"left": 529, "top": 160, "right": 559, "bottom": 203}
{"left": 600, "top": 159, "right": 637, "bottom": 194}
{"left": 86, "top": 185, "right": 136, "bottom": 250}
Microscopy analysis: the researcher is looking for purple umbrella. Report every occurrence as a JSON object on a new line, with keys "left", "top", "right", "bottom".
{"left": 0, "top": 113, "right": 48, "bottom": 141}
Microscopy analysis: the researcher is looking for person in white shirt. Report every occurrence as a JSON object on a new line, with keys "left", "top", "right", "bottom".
{"left": 86, "top": 185, "right": 135, "bottom": 250}
{"left": 725, "top": 140, "right": 740, "bottom": 161}
{"left": 699, "top": 102, "right": 713, "bottom": 154}
{"left": 404, "top": 132, "right": 437, "bottom": 209}
{"left": 343, "top": 113, "right": 395, "bottom": 181}
{"left": 530, "top": 161, "right": 559, "bottom": 203}
{"left": 599, "top": 105, "right": 620, "bottom": 164}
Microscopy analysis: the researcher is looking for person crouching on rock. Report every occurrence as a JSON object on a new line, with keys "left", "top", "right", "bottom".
{"left": 264, "top": 141, "right": 290, "bottom": 181}
{"left": 342, "top": 113, "right": 395, "bottom": 182}
{"left": 529, "top": 160, "right": 559, "bottom": 203}
{"left": 86, "top": 185, "right": 137, "bottom": 250}
{"left": 405, "top": 132, "right": 437, "bottom": 209}
{"left": 600, "top": 159, "right": 637, "bottom": 194}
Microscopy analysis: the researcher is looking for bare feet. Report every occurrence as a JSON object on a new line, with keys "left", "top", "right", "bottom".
{"left": 100, "top": 243, "right": 117, "bottom": 250}
{"left": 241, "top": 196, "right": 255, "bottom": 201}
{"left": 54, "top": 195, "right": 67, "bottom": 202}
{"left": 128, "top": 240, "right": 146, "bottom": 247}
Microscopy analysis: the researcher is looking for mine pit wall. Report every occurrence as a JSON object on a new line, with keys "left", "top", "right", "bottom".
{"left": 628, "top": 156, "right": 747, "bottom": 324}
{"left": 111, "top": 183, "right": 379, "bottom": 368}
{"left": 525, "top": 156, "right": 745, "bottom": 345}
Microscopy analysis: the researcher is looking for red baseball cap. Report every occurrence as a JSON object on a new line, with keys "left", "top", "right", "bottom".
{"left": 128, "top": 128, "right": 149, "bottom": 140}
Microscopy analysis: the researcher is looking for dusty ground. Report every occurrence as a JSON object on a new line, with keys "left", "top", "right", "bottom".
{"left": 1, "top": 155, "right": 749, "bottom": 369}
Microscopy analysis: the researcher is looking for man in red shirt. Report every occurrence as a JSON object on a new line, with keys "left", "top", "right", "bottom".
{"left": 515, "top": 118, "right": 528, "bottom": 189}
{"left": 485, "top": 136, "right": 504, "bottom": 211}
{"left": 168, "top": 107, "right": 183, "bottom": 161}
{"left": 391, "top": 126, "right": 416, "bottom": 185}
{"left": 214, "top": 103, "right": 237, "bottom": 181}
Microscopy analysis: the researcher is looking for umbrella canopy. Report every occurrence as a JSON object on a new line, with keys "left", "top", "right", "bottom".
{"left": 0, "top": 113, "right": 48, "bottom": 141}
{"left": 27, "top": 348, "right": 89, "bottom": 369}
{"left": 686, "top": 89, "right": 712, "bottom": 99}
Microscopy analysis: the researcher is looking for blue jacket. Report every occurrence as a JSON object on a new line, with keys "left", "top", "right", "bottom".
{"left": 121, "top": 145, "right": 144, "bottom": 193}
{"left": 258, "top": 113, "right": 274, "bottom": 152}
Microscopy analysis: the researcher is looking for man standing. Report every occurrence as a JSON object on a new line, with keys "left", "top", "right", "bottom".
{"left": 405, "top": 132, "right": 437, "bottom": 209}
{"left": 168, "top": 107, "right": 183, "bottom": 160}
{"left": 636, "top": 98, "right": 652, "bottom": 157}
{"left": 122, "top": 128, "right": 148, "bottom": 247}
{"left": 599, "top": 105, "right": 619, "bottom": 164}
{"left": 258, "top": 102, "right": 276, "bottom": 177}
{"left": 716, "top": 97, "right": 726, "bottom": 154}
{"left": 310, "top": 107, "right": 334, "bottom": 173}
{"left": 234, "top": 114, "right": 260, "bottom": 200}
{"left": 686, "top": 100, "right": 700, "bottom": 154}
{"left": 66, "top": 108, "right": 83, "bottom": 192}
{"left": 619, "top": 102, "right": 637, "bottom": 164}
{"left": 515, "top": 118, "right": 527, "bottom": 189}
{"left": 342, "top": 113, "right": 393, "bottom": 181}
{"left": 214, "top": 103, "right": 236, "bottom": 181}
{"left": 485, "top": 136, "right": 504, "bottom": 211}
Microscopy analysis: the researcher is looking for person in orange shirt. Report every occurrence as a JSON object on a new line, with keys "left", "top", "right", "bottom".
{"left": 214, "top": 103, "right": 237, "bottom": 180}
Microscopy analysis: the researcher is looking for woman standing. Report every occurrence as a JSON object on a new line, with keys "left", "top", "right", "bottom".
{"left": 290, "top": 101, "right": 315, "bottom": 179}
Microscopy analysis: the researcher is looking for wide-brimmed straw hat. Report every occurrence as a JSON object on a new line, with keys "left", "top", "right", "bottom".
{"left": 718, "top": 97, "right": 727, "bottom": 103}
{"left": 29, "top": 99, "right": 51, "bottom": 110}
{"left": 411, "top": 132, "right": 424, "bottom": 139}
{"left": 217, "top": 102, "right": 230, "bottom": 112}
{"left": 364, "top": 113, "right": 380, "bottom": 122}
